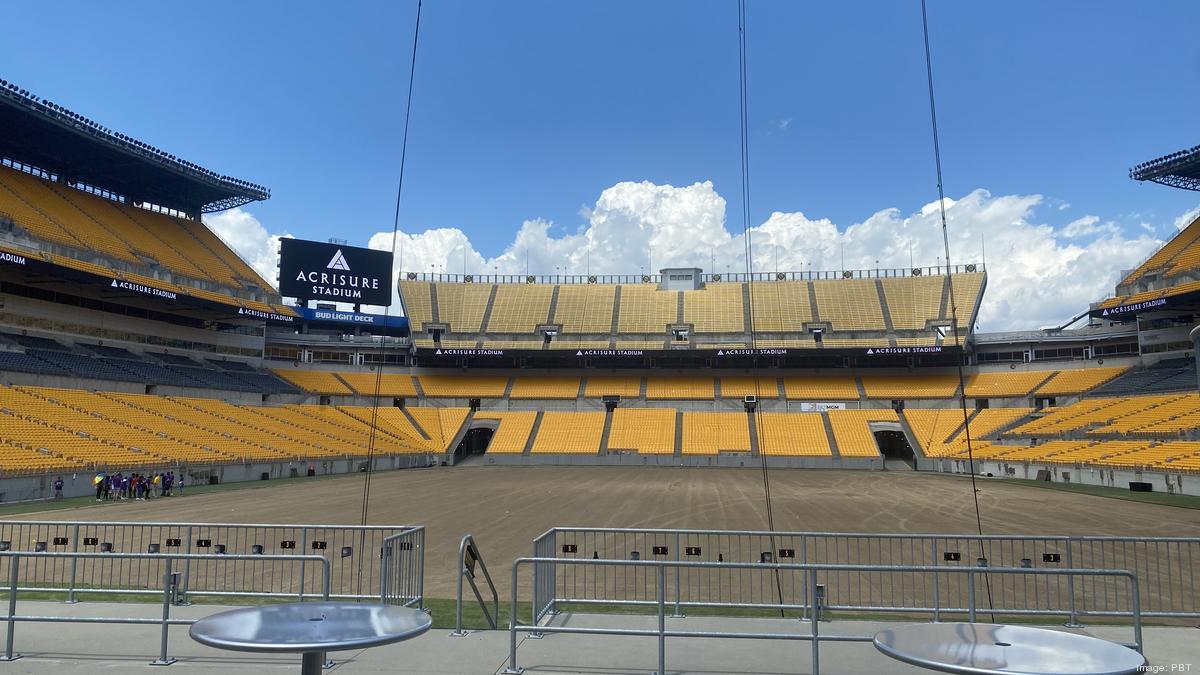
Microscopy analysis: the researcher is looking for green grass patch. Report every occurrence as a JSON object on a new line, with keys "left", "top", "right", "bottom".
{"left": 1004, "top": 478, "right": 1200, "bottom": 510}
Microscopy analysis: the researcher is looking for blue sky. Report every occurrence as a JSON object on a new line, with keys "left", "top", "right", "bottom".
{"left": 5, "top": 1, "right": 1200, "bottom": 327}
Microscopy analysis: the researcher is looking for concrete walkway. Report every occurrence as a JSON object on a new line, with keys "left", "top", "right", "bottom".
{"left": 0, "top": 601, "right": 1193, "bottom": 674}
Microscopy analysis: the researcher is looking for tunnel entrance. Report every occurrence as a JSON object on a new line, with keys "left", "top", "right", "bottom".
{"left": 453, "top": 427, "right": 495, "bottom": 463}
{"left": 874, "top": 429, "right": 916, "bottom": 470}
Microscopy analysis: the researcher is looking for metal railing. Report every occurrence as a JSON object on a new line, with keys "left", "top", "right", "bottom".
{"left": 0, "top": 551, "right": 328, "bottom": 665}
{"left": 0, "top": 520, "right": 421, "bottom": 603}
{"left": 403, "top": 264, "right": 985, "bottom": 286}
{"left": 505, "top": 557, "right": 1141, "bottom": 675}
{"left": 451, "top": 534, "right": 499, "bottom": 636}
{"left": 532, "top": 527, "right": 1200, "bottom": 621}
{"left": 379, "top": 527, "right": 425, "bottom": 609}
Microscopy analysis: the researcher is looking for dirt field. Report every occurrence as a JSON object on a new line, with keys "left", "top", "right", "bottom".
{"left": 9, "top": 466, "right": 1199, "bottom": 599}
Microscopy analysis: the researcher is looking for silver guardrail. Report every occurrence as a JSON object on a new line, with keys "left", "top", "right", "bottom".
{"left": 0, "top": 551, "right": 329, "bottom": 665}
{"left": 451, "top": 534, "right": 499, "bottom": 636}
{"left": 532, "top": 527, "right": 1200, "bottom": 621}
{"left": 379, "top": 527, "right": 425, "bottom": 610}
{"left": 0, "top": 520, "right": 422, "bottom": 603}
{"left": 505, "top": 557, "right": 1142, "bottom": 675}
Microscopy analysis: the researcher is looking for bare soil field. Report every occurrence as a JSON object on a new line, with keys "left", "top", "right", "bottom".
{"left": 10, "top": 466, "right": 1199, "bottom": 599}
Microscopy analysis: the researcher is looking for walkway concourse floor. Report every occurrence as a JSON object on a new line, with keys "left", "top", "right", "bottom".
{"left": 0, "top": 601, "right": 1192, "bottom": 674}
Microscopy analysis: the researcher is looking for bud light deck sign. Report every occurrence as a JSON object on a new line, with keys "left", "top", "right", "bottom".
{"left": 278, "top": 238, "right": 393, "bottom": 305}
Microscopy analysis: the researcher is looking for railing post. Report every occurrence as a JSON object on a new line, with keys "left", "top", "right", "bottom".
{"left": 656, "top": 564, "right": 666, "bottom": 675}
{"left": 930, "top": 540, "right": 940, "bottom": 623}
{"left": 378, "top": 541, "right": 389, "bottom": 603}
{"left": 672, "top": 532, "right": 682, "bottom": 618}
{"left": 150, "top": 557, "right": 176, "bottom": 666}
{"left": 1064, "top": 541, "right": 1080, "bottom": 626}
{"left": 968, "top": 569, "right": 977, "bottom": 623}
{"left": 809, "top": 568, "right": 819, "bottom": 675}
{"left": 452, "top": 537, "right": 467, "bottom": 637}
{"left": 65, "top": 524, "right": 80, "bottom": 604}
{"left": 178, "top": 526, "right": 193, "bottom": 605}
{"left": 1, "top": 556, "right": 20, "bottom": 662}
{"left": 800, "top": 536, "right": 809, "bottom": 622}
{"left": 503, "top": 561, "right": 523, "bottom": 675}
{"left": 298, "top": 530, "right": 308, "bottom": 601}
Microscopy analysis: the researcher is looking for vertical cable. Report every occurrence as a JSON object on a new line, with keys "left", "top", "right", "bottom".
{"left": 357, "top": 0, "right": 423, "bottom": 596}
{"left": 919, "top": 0, "right": 994, "bottom": 619}
{"left": 735, "top": 0, "right": 786, "bottom": 617}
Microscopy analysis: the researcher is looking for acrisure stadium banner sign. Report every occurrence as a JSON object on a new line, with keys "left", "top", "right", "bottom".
{"left": 278, "top": 238, "right": 393, "bottom": 306}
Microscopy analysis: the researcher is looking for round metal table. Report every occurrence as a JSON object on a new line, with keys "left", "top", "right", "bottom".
{"left": 873, "top": 623, "right": 1147, "bottom": 675}
{"left": 189, "top": 602, "right": 431, "bottom": 675}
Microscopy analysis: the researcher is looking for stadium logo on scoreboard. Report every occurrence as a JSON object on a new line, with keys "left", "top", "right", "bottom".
{"left": 327, "top": 249, "right": 351, "bottom": 271}
{"left": 278, "top": 238, "right": 393, "bottom": 305}
{"left": 110, "top": 279, "right": 177, "bottom": 300}
{"left": 0, "top": 251, "right": 26, "bottom": 266}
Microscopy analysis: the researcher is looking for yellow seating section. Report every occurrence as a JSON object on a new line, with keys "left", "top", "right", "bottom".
{"left": 783, "top": 376, "right": 860, "bottom": 400}
{"left": 1034, "top": 367, "right": 1130, "bottom": 396}
{"left": 965, "top": 371, "right": 1054, "bottom": 398}
{"left": 416, "top": 375, "right": 509, "bottom": 398}
{"left": 472, "top": 411, "right": 538, "bottom": 453}
{"left": 747, "top": 281, "right": 813, "bottom": 331}
{"left": 904, "top": 409, "right": 970, "bottom": 457}
{"left": 553, "top": 285, "right": 616, "bottom": 333}
{"left": 1117, "top": 215, "right": 1200, "bottom": 286}
{"left": 271, "top": 369, "right": 354, "bottom": 396}
{"left": 583, "top": 376, "right": 642, "bottom": 398}
{"left": 940, "top": 408, "right": 1034, "bottom": 455}
{"left": 402, "top": 408, "right": 471, "bottom": 452}
{"left": 607, "top": 408, "right": 676, "bottom": 454}
{"left": 1006, "top": 395, "right": 1183, "bottom": 437}
{"left": 614, "top": 340, "right": 667, "bottom": 350}
{"left": 719, "top": 376, "right": 779, "bottom": 399}
{"left": 435, "top": 283, "right": 493, "bottom": 333}
{"left": 530, "top": 411, "right": 605, "bottom": 454}
{"left": 646, "top": 376, "right": 716, "bottom": 400}
{"left": 755, "top": 338, "right": 816, "bottom": 348}
{"left": 337, "top": 406, "right": 432, "bottom": 450}
{"left": 480, "top": 340, "right": 543, "bottom": 349}
{"left": 881, "top": 276, "right": 943, "bottom": 330}
{"left": 682, "top": 283, "right": 744, "bottom": 333}
{"left": 757, "top": 412, "right": 831, "bottom": 456}
{"left": 1088, "top": 393, "right": 1200, "bottom": 435}
{"left": 487, "top": 284, "right": 553, "bottom": 332}
{"left": 509, "top": 376, "right": 582, "bottom": 399}
{"left": 336, "top": 373, "right": 418, "bottom": 397}
{"left": 552, "top": 338, "right": 613, "bottom": 350}
{"left": 861, "top": 374, "right": 959, "bottom": 399}
{"left": 398, "top": 281, "right": 434, "bottom": 331}
{"left": 0, "top": 165, "right": 271, "bottom": 293}
{"left": 616, "top": 285, "right": 678, "bottom": 333}
{"left": 0, "top": 384, "right": 464, "bottom": 471}
{"left": 812, "top": 279, "right": 884, "bottom": 330}
{"left": 821, "top": 336, "right": 891, "bottom": 348}
{"left": 438, "top": 338, "right": 481, "bottom": 348}
{"left": 948, "top": 273, "right": 985, "bottom": 328}
{"left": 682, "top": 412, "right": 750, "bottom": 455}
{"left": 893, "top": 336, "right": 941, "bottom": 346}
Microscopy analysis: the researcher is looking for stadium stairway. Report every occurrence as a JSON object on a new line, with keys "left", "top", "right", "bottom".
{"left": 522, "top": 412, "right": 544, "bottom": 456}
{"left": 598, "top": 409, "right": 614, "bottom": 454}
{"left": 746, "top": 412, "right": 761, "bottom": 456}
{"left": 822, "top": 413, "right": 841, "bottom": 459}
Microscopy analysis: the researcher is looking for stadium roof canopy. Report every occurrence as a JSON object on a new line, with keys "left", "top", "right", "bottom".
{"left": 0, "top": 81, "right": 269, "bottom": 215}
{"left": 1130, "top": 143, "right": 1200, "bottom": 191}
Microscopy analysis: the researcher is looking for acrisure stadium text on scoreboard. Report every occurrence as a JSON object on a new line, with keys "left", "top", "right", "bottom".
{"left": 277, "top": 238, "right": 393, "bottom": 306}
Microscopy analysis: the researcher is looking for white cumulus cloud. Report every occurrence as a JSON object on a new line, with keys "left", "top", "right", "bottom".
{"left": 203, "top": 181, "right": 1172, "bottom": 330}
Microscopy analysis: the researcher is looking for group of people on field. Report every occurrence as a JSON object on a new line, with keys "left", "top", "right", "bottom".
{"left": 91, "top": 472, "right": 182, "bottom": 501}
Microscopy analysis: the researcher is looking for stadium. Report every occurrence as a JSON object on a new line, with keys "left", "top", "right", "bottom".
{"left": 1, "top": 6, "right": 1199, "bottom": 674}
